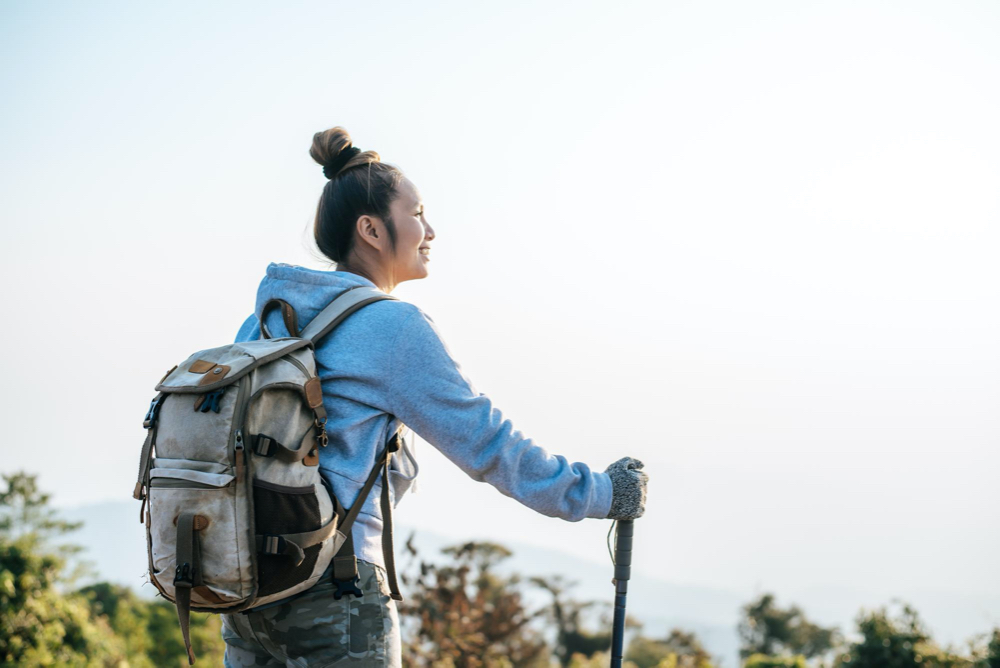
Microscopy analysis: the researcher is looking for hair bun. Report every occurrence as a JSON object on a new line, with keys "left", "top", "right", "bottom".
{"left": 310, "top": 126, "right": 379, "bottom": 181}
{"left": 322, "top": 146, "right": 362, "bottom": 179}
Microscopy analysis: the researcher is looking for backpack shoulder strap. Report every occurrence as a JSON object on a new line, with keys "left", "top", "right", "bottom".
{"left": 300, "top": 286, "right": 398, "bottom": 344}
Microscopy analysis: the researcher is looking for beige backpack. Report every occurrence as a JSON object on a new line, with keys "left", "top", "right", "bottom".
{"left": 132, "top": 287, "right": 400, "bottom": 664}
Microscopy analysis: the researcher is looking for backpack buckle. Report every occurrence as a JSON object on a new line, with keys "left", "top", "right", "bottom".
{"left": 314, "top": 418, "right": 329, "bottom": 448}
{"left": 253, "top": 435, "right": 276, "bottom": 457}
{"left": 262, "top": 535, "right": 286, "bottom": 555}
{"left": 332, "top": 575, "right": 363, "bottom": 600}
{"left": 195, "top": 389, "right": 225, "bottom": 414}
{"left": 174, "top": 562, "right": 195, "bottom": 588}
{"left": 143, "top": 395, "right": 165, "bottom": 429}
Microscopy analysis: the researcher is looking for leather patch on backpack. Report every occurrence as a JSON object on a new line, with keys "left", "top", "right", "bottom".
{"left": 189, "top": 360, "right": 216, "bottom": 374}
{"left": 197, "top": 365, "right": 231, "bottom": 385}
{"left": 303, "top": 448, "right": 319, "bottom": 467}
{"left": 173, "top": 514, "right": 211, "bottom": 531}
{"left": 194, "top": 585, "right": 225, "bottom": 604}
{"left": 304, "top": 377, "right": 324, "bottom": 409}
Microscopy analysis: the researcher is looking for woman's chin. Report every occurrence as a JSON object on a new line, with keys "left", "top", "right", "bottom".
{"left": 400, "top": 266, "right": 430, "bottom": 283}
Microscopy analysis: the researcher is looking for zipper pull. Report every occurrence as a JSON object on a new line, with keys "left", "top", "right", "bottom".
{"left": 235, "top": 430, "right": 245, "bottom": 482}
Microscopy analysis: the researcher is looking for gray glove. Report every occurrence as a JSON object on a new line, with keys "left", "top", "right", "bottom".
{"left": 605, "top": 457, "right": 648, "bottom": 520}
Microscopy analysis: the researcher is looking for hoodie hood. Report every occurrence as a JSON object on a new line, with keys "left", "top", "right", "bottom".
{"left": 253, "top": 263, "right": 380, "bottom": 337}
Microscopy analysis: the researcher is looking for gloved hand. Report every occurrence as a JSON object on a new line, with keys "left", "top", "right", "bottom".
{"left": 604, "top": 457, "right": 648, "bottom": 520}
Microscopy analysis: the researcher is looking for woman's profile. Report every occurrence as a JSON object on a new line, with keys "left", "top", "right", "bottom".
{"left": 221, "top": 125, "right": 649, "bottom": 667}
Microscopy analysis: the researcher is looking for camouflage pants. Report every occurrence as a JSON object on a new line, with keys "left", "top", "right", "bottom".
{"left": 222, "top": 560, "right": 401, "bottom": 667}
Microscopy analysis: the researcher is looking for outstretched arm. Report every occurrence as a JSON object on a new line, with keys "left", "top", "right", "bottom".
{"left": 385, "top": 308, "right": 613, "bottom": 522}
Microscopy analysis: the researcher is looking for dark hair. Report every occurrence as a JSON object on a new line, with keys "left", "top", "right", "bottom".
{"left": 309, "top": 126, "right": 406, "bottom": 263}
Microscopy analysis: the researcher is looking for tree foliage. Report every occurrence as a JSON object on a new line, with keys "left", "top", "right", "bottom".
{"left": 0, "top": 472, "right": 82, "bottom": 546}
{"left": 0, "top": 472, "right": 223, "bottom": 667}
{"left": 400, "top": 537, "right": 549, "bottom": 667}
{"left": 836, "top": 603, "right": 928, "bottom": 668}
{"left": 0, "top": 472, "right": 124, "bottom": 666}
{"left": 987, "top": 628, "right": 1000, "bottom": 668}
{"left": 627, "top": 627, "right": 716, "bottom": 668}
{"left": 744, "top": 654, "right": 807, "bottom": 668}
{"left": 738, "top": 593, "right": 838, "bottom": 660}
{"left": 79, "top": 582, "right": 224, "bottom": 667}
{"left": 834, "top": 603, "right": 994, "bottom": 668}
{"left": 531, "top": 575, "right": 618, "bottom": 665}
{"left": 567, "top": 649, "right": 639, "bottom": 667}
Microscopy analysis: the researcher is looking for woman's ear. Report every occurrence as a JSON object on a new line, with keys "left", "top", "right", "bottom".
{"left": 355, "top": 215, "right": 386, "bottom": 252}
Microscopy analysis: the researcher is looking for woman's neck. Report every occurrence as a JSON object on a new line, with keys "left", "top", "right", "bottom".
{"left": 336, "top": 260, "right": 395, "bottom": 294}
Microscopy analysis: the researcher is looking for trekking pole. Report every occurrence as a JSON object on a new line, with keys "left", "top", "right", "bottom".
{"left": 610, "top": 519, "right": 634, "bottom": 668}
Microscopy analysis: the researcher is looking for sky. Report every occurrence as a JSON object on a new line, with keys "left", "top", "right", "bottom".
{"left": 1, "top": 0, "right": 998, "bottom": 646}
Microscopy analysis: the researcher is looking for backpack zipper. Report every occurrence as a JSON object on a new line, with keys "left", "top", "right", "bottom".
{"left": 280, "top": 355, "right": 311, "bottom": 378}
{"left": 230, "top": 376, "right": 251, "bottom": 471}
{"left": 234, "top": 431, "right": 245, "bottom": 482}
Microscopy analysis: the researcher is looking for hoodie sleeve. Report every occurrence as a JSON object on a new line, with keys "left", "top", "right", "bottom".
{"left": 385, "top": 307, "right": 613, "bottom": 521}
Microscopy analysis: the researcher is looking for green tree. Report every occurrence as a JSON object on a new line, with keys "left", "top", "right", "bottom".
{"left": 626, "top": 627, "right": 715, "bottom": 668}
{"left": 0, "top": 471, "right": 88, "bottom": 581}
{"left": 0, "top": 472, "right": 125, "bottom": 666}
{"left": 836, "top": 603, "right": 978, "bottom": 668}
{"left": 987, "top": 628, "right": 1000, "bottom": 668}
{"left": 400, "top": 537, "right": 549, "bottom": 667}
{"left": 745, "top": 654, "right": 807, "bottom": 668}
{"left": 79, "top": 582, "right": 153, "bottom": 665}
{"left": 966, "top": 628, "right": 1000, "bottom": 668}
{"left": 567, "top": 650, "right": 638, "bottom": 667}
{"left": 0, "top": 472, "right": 82, "bottom": 545}
{"left": 532, "top": 575, "right": 617, "bottom": 665}
{"left": 837, "top": 603, "right": 925, "bottom": 668}
{"left": 79, "top": 582, "right": 225, "bottom": 668}
{"left": 738, "top": 593, "right": 838, "bottom": 660}
{"left": 140, "top": 598, "right": 224, "bottom": 667}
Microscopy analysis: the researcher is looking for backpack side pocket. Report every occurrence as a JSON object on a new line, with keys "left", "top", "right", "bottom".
{"left": 148, "top": 465, "right": 251, "bottom": 607}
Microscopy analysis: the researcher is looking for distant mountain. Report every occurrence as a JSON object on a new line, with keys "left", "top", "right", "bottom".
{"left": 63, "top": 501, "right": 155, "bottom": 595}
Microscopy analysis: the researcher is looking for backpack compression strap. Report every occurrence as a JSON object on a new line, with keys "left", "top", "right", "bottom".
{"left": 174, "top": 512, "right": 206, "bottom": 665}
{"left": 299, "top": 286, "right": 398, "bottom": 344}
{"left": 332, "top": 431, "right": 403, "bottom": 601}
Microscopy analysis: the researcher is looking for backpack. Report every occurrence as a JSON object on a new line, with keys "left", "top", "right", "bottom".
{"left": 132, "top": 286, "right": 403, "bottom": 664}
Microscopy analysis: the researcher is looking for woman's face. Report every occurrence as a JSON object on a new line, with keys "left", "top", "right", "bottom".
{"left": 386, "top": 177, "right": 435, "bottom": 283}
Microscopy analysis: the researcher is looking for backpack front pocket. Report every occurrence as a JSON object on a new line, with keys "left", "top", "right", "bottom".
{"left": 148, "top": 465, "right": 251, "bottom": 607}
{"left": 252, "top": 479, "right": 328, "bottom": 598}
{"left": 152, "top": 457, "right": 229, "bottom": 474}
{"left": 150, "top": 469, "right": 234, "bottom": 488}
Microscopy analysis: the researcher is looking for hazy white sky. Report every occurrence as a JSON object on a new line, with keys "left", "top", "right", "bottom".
{"left": 2, "top": 0, "right": 998, "bottom": 636}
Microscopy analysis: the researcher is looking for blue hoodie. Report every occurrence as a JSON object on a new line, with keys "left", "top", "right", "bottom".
{"left": 235, "top": 263, "right": 613, "bottom": 569}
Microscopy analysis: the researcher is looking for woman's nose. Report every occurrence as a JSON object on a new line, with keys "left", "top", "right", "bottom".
{"left": 423, "top": 220, "right": 435, "bottom": 240}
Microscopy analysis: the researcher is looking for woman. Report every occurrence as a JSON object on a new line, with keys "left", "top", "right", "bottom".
{"left": 221, "top": 126, "right": 649, "bottom": 667}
